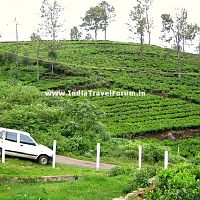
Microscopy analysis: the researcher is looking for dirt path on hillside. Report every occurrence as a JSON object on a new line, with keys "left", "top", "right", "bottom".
{"left": 56, "top": 155, "right": 115, "bottom": 170}
{"left": 139, "top": 128, "right": 200, "bottom": 140}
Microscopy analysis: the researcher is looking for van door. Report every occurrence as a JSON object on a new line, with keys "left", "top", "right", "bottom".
{"left": 4, "top": 131, "right": 19, "bottom": 156}
{"left": 18, "top": 134, "right": 38, "bottom": 159}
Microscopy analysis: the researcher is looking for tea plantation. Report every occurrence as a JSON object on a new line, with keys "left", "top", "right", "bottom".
{"left": 0, "top": 41, "right": 199, "bottom": 199}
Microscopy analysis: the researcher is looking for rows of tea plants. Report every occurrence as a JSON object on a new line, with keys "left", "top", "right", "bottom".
{"left": 90, "top": 95, "right": 200, "bottom": 136}
{"left": 0, "top": 41, "right": 199, "bottom": 102}
{"left": 0, "top": 41, "right": 199, "bottom": 137}
{"left": 0, "top": 63, "right": 98, "bottom": 91}
{"left": 103, "top": 71, "right": 200, "bottom": 103}
{"left": 0, "top": 41, "right": 199, "bottom": 73}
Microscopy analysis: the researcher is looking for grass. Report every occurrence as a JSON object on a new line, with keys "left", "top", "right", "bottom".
{"left": 0, "top": 158, "right": 130, "bottom": 200}
{"left": 0, "top": 158, "right": 101, "bottom": 178}
{"left": 0, "top": 175, "right": 129, "bottom": 200}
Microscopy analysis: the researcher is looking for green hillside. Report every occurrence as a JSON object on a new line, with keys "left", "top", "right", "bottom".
{"left": 0, "top": 41, "right": 200, "bottom": 199}
{"left": 0, "top": 41, "right": 199, "bottom": 137}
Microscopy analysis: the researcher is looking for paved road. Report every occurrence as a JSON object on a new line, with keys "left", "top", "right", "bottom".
{"left": 56, "top": 155, "right": 115, "bottom": 170}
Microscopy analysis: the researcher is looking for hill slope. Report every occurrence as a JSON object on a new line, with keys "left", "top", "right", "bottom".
{"left": 0, "top": 41, "right": 200, "bottom": 137}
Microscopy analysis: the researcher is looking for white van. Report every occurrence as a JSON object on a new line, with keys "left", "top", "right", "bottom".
{"left": 0, "top": 127, "right": 53, "bottom": 165}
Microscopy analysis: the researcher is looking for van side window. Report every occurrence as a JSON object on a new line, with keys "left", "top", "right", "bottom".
{"left": 0, "top": 131, "right": 3, "bottom": 139}
{"left": 20, "top": 134, "right": 36, "bottom": 146}
{"left": 6, "top": 132, "right": 17, "bottom": 142}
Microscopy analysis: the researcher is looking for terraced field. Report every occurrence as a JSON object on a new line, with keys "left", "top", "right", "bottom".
{"left": 1, "top": 41, "right": 199, "bottom": 72}
{"left": 90, "top": 95, "right": 200, "bottom": 137}
{"left": 105, "top": 72, "right": 200, "bottom": 103}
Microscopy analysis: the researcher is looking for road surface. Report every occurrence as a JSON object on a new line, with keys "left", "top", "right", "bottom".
{"left": 56, "top": 155, "right": 115, "bottom": 170}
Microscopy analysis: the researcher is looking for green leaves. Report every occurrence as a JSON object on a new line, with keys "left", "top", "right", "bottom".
{"left": 94, "top": 93, "right": 200, "bottom": 136}
{"left": 70, "top": 26, "right": 82, "bottom": 41}
{"left": 81, "top": 6, "right": 105, "bottom": 40}
{"left": 61, "top": 101, "right": 109, "bottom": 154}
{"left": 81, "top": 1, "right": 115, "bottom": 40}
{"left": 123, "top": 166, "right": 159, "bottom": 193}
{"left": 147, "top": 164, "right": 200, "bottom": 199}
{"left": 0, "top": 82, "right": 109, "bottom": 154}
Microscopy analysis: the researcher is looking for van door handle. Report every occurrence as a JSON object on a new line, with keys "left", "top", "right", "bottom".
{"left": 20, "top": 144, "right": 23, "bottom": 146}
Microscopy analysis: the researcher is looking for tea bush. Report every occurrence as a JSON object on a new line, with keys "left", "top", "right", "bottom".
{"left": 118, "top": 140, "right": 165, "bottom": 163}
{"left": 107, "top": 166, "right": 133, "bottom": 177}
{"left": 146, "top": 163, "right": 200, "bottom": 200}
{"left": 123, "top": 166, "right": 160, "bottom": 193}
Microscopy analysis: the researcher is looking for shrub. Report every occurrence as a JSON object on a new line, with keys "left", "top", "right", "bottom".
{"left": 191, "top": 153, "right": 200, "bottom": 165}
{"left": 61, "top": 101, "right": 110, "bottom": 155}
{"left": 107, "top": 166, "right": 133, "bottom": 177}
{"left": 146, "top": 163, "right": 200, "bottom": 200}
{"left": 123, "top": 166, "right": 159, "bottom": 193}
{"left": 119, "top": 140, "right": 165, "bottom": 163}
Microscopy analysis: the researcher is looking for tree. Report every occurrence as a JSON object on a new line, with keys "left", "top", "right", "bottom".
{"left": 85, "top": 33, "right": 93, "bottom": 40}
{"left": 81, "top": 6, "right": 104, "bottom": 41}
{"left": 195, "top": 27, "right": 200, "bottom": 55}
{"left": 161, "top": 10, "right": 198, "bottom": 78}
{"left": 139, "top": 0, "right": 153, "bottom": 45}
{"left": 70, "top": 26, "right": 82, "bottom": 40}
{"left": 161, "top": 13, "right": 182, "bottom": 78}
{"left": 98, "top": 1, "right": 116, "bottom": 40}
{"left": 30, "top": 32, "right": 42, "bottom": 81}
{"left": 39, "top": 0, "right": 63, "bottom": 74}
{"left": 128, "top": 3, "right": 147, "bottom": 57}
{"left": 179, "top": 9, "right": 187, "bottom": 52}
{"left": 14, "top": 17, "right": 19, "bottom": 80}
{"left": 30, "top": 32, "right": 41, "bottom": 41}
{"left": 196, "top": 39, "right": 200, "bottom": 55}
{"left": 185, "top": 23, "right": 199, "bottom": 50}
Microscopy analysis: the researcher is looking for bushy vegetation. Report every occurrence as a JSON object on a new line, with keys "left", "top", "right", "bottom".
{"left": 0, "top": 82, "right": 109, "bottom": 155}
{"left": 146, "top": 163, "right": 200, "bottom": 200}
{"left": 1, "top": 41, "right": 199, "bottom": 72}
{"left": 123, "top": 166, "right": 159, "bottom": 193}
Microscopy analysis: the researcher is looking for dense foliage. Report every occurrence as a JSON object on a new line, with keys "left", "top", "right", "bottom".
{"left": 147, "top": 163, "right": 200, "bottom": 200}
{"left": 0, "top": 82, "right": 109, "bottom": 154}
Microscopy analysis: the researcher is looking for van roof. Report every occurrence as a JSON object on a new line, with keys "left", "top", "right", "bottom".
{"left": 0, "top": 127, "right": 30, "bottom": 136}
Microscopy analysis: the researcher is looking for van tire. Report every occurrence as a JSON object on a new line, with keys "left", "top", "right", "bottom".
{"left": 38, "top": 155, "right": 48, "bottom": 165}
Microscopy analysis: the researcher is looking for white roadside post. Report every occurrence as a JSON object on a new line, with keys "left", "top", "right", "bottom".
{"left": 96, "top": 143, "right": 100, "bottom": 171}
{"left": 1, "top": 131, "right": 5, "bottom": 164}
{"left": 52, "top": 140, "right": 57, "bottom": 168}
{"left": 164, "top": 150, "right": 169, "bottom": 169}
{"left": 138, "top": 145, "right": 142, "bottom": 170}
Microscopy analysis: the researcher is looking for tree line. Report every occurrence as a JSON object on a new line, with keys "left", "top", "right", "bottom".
{"left": 28, "top": 0, "right": 200, "bottom": 53}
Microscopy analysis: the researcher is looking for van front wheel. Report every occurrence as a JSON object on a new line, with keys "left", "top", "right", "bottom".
{"left": 38, "top": 155, "right": 48, "bottom": 165}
